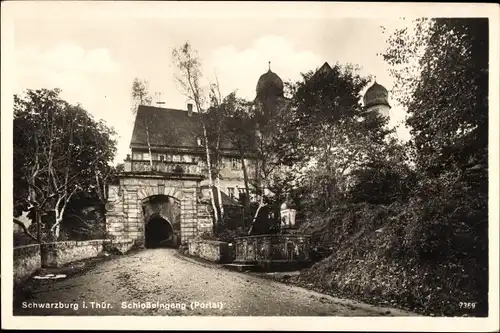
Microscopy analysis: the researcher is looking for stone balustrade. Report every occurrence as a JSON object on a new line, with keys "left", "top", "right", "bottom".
{"left": 130, "top": 160, "right": 201, "bottom": 175}
{"left": 233, "top": 234, "right": 311, "bottom": 271}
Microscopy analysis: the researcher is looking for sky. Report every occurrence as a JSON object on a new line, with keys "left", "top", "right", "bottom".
{"left": 7, "top": 2, "right": 415, "bottom": 164}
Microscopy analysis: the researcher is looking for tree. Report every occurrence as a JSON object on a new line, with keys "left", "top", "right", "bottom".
{"left": 248, "top": 98, "right": 294, "bottom": 233}
{"left": 346, "top": 138, "right": 416, "bottom": 204}
{"left": 172, "top": 42, "right": 220, "bottom": 229}
{"left": 383, "top": 17, "right": 488, "bottom": 221}
{"left": 204, "top": 79, "right": 229, "bottom": 224}
{"left": 131, "top": 78, "right": 153, "bottom": 115}
{"left": 219, "top": 93, "right": 256, "bottom": 224}
{"left": 382, "top": 18, "right": 489, "bottom": 312}
{"left": 13, "top": 88, "right": 117, "bottom": 241}
{"left": 383, "top": 18, "right": 488, "bottom": 177}
{"left": 286, "top": 63, "right": 392, "bottom": 213}
{"left": 131, "top": 78, "right": 154, "bottom": 167}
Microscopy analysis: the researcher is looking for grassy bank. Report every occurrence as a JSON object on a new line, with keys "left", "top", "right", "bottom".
{"left": 294, "top": 202, "right": 488, "bottom": 317}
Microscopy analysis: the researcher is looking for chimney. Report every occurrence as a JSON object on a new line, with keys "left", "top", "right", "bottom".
{"left": 187, "top": 103, "right": 193, "bottom": 116}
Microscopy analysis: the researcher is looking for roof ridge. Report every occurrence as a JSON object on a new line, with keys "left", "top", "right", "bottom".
{"left": 138, "top": 105, "right": 189, "bottom": 113}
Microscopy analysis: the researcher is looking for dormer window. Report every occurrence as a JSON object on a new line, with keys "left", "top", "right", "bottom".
{"left": 197, "top": 137, "right": 205, "bottom": 146}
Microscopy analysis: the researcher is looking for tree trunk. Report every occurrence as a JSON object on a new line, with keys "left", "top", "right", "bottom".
{"left": 51, "top": 211, "right": 64, "bottom": 240}
{"left": 36, "top": 207, "right": 42, "bottom": 243}
{"left": 240, "top": 151, "right": 251, "bottom": 226}
{"left": 145, "top": 122, "right": 153, "bottom": 168}
{"left": 54, "top": 221, "right": 61, "bottom": 240}
{"left": 201, "top": 123, "right": 219, "bottom": 229}
{"left": 215, "top": 174, "right": 224, "bottom": 225}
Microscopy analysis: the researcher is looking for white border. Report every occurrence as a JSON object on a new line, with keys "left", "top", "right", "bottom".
{"left": 1, "top": 2, "right": 499, "bottom": 331}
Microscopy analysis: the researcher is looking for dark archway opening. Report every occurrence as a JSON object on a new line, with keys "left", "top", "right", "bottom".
{"left": 145, "top": 216, "right": 174, "bottom": 248}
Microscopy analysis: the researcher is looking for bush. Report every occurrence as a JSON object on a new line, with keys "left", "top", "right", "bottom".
{"left": 213, "top": 227, "right": 249, "bottom": 243}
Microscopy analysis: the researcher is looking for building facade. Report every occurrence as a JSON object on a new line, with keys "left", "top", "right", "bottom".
{"left": 104, "top": 102, "right": 256, "bottom": 247}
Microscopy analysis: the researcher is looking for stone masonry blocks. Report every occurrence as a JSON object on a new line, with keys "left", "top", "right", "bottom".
{"left": 106, "top": 176, "right": 207, "bottom": 246}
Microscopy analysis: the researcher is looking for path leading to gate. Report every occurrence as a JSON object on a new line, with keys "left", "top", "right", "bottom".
{"left": 14, "top": 248, "right": 416, "bottom": 316}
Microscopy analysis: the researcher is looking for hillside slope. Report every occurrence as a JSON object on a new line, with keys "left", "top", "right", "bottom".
{"left": 292, "top": 202, "right": 488, "bottom": 316}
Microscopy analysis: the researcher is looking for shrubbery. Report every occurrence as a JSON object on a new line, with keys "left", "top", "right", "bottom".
{"left": 296, "top": 188, "right": 488, "bottom": 316}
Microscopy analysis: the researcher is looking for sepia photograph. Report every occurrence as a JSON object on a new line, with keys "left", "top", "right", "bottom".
{"left": 1, "top": 1, "right": 499, "bottom": 331}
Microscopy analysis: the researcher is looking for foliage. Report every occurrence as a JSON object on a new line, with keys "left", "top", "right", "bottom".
{"left": 383, "top": 18, "right": 488, "bottom": 176}
{"left": 285, "top": 63, "right": 393, "bottom": 214}
{"left": 295, "top": 199, "right": 487, "bottom": 316}
{"left": 61, "top": 198, "right": 107, "bottom": 241}
{"left": 13, "top": 88, "right": 117, "bottom": 241}
{"left": 131, "top": 78, "right": 153, "bottom": 114}
{"left": 346, "top": 138, "right": 417, "bottom": 204}
{"left": 292, "top": 18, "right": 489, "bottom": 316}
{"left": 383, "top": 17, "right": 488, "bottom": 309}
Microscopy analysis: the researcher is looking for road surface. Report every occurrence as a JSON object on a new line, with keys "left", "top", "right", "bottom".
{"left": 14, "top": 248, "right": 415, "bottom": 316}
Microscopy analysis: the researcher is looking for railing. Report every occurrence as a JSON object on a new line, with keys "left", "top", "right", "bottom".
{"left": 130, "top": 160, "right": 201, "bottom": 175}
{"left": 233, "top": 234, "right": 311, "bottom": 263}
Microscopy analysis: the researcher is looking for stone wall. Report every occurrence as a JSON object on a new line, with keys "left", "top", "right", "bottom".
{"left": 188, "top": 239, "right": 230, "bottom": 263}
{"left": 40, "top": 239, "right": 134, "bottom": 268}
{"left": 41, "top": 240, "right": 107, "bottom": 268}
{"left": 180, "top": 187, "right": 198, "bottom": 241}
{"left": 14, "top": 244, "right": 41, "bottom": 284}
{"left": 104, "top": 239, "right": 136, "bottom": 254}
{"left": 14, "top": 239, "right": 135, "bottom": 283}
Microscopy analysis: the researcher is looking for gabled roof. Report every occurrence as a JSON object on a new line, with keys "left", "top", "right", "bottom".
{"left": 130, "top": 105, "right": 234, "bottom": 150}
{"left": 310, "top": 62, "right": 333, "bottom": 80}
{"left": 318, "top": 62, "right": 332, "bottom": 73}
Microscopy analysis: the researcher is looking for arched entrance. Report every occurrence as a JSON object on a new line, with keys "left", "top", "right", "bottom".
{"left": 142, "top": 194, "right": 181, "bottom": 248}
{"left": 145, "top": 214, "right": 174, "bottom": 248}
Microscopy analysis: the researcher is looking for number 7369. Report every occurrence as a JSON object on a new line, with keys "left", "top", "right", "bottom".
{"left": 459, "top": 302, "right": 476, "bottom": 309}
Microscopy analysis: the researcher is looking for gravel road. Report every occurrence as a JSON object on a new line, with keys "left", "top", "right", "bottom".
{"left": 14, "top": 248, "right": 416, "bottom": 316}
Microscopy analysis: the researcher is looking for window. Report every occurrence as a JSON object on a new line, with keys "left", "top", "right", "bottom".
{"left": 143, "top": 153, "right": 150, "bottom": 161}
{"left": 173, "top": 155, "right": 180, "bottom": 162}
{"left": 227, "top": 187, "right": 235, "bottom": 198}
{"left": 159, "top": 154, "right": 165, "bottom": 162}
{"left": 132, "top": 152, "right": 143, "bottom": 160}
{"left": 231, "top": 158, "right": 241, "bottom": 170}
{"left": 166, "top": 154, "right": 172, "bottom": 162}
{"left": 197, "top": 137, "right": 204, "bottom": 146}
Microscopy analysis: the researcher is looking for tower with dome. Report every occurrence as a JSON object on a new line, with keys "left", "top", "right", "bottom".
{"left": 253, "top": 62, "right": 289, "bottom": 119}
{"left": 363, "top": 80, "right": 391, "bottom": 118}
